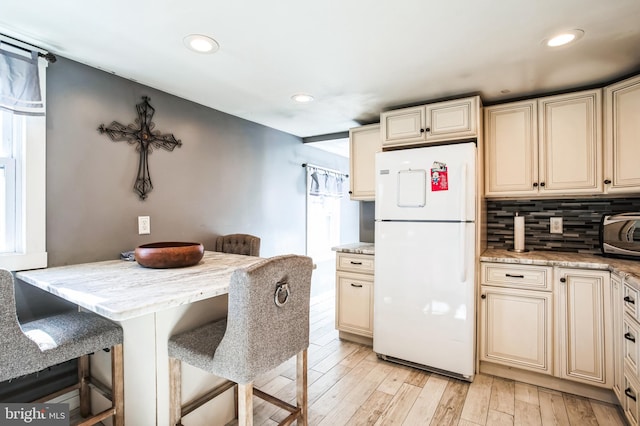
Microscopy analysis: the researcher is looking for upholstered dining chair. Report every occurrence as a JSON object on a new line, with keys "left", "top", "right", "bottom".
{"left": 168, "top": 254, "right": 313, "bottom": 426}
{"left": 0, "top": 269, "right": 124, "bottom": 426}
{"left": 215, "top": 233, "right": 261, "bottom": 257}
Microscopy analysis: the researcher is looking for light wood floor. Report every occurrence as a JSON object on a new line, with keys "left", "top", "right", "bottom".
{"left": 249, "top": 291, "right": 627, "bottom": 426}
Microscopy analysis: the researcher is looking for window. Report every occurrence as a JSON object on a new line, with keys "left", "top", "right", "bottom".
{"left": 0, "top": 45, "right": 47, "bottom": 271}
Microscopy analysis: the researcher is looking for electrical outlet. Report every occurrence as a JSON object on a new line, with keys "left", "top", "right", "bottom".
{"left": 138, "top": 216, "right": 150, "bottom": 235}
{"left": 550, "top": 217, "right": 563, "bottom": 234}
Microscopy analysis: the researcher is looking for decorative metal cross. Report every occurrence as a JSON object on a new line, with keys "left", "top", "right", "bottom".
{"left": 98, "top": 96, "right": 182, "bottom": 200}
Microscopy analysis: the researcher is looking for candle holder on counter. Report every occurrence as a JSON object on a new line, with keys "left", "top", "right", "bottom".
{"left": 508, "top": 212, "right": 529, "bottom": 253}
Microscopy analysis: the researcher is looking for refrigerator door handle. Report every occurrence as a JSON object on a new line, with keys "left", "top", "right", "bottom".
{"left": 459, "top": 163, "right": 467, "bottom": 220}
{"left": 459, "top": 164, "right": 467, "bottom": 282}
{"left": 459, "top": 221, "right": 466, "bottom": 282}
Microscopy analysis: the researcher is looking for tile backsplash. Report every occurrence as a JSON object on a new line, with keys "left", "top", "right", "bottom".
{"left": 486, "top": 198, "right": 640, "bottom": 253}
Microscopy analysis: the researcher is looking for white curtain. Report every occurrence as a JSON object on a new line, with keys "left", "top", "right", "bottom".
{"left": 305, "top": 165, "right": 347, "bottom": 257}
{"left": 307, "top": 166, "right": 346, "bottom": 198}
{"left": 0, "top": 45, "right": 44, "bottom": 116}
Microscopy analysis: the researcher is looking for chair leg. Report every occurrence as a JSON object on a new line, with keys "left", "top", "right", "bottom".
{"left": 78, "top": 354, "right": 91, "bottom": 418}
{"left": 237, "top": 383, "right": 253, "bottom": 426}
{"left": 296, "top": 349, "right": 308, "bottom": 426}
{"left": 169, "top": 357, "right": 182, "bottom": 426}
{"left": 111, "top": 343, "right": 125, "bottom": 426}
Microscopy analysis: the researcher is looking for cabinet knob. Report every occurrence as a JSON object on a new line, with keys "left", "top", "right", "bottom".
{"left": 533, "top": 182, "right": 538, "bottom": 188}
{"left": 540, "top": 182, "right": 546, "bottom": 187}
{"left": 348, "top": 191, "right": 353, "bottom": 194}
{"left": 625, "top": 296, "right": 636, "bottom": 305}
{"left": 420, "top": 128, "right": 425, "bottom": 133}
{"left": 604, "top": 179, "right": 612, "bottom": 184}
{"left": 425, "top": 127, "right": 431, "bottom": 132}
{"left": 560, "top": 277, "right": 566, "bottom": 283}
{"left": 481, "top": 294, "right": 486, "bottom": 299}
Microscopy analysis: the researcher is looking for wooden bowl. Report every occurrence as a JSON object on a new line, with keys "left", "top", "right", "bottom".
{"left": 135, "top": 242, "right": 204, "bottom": 269}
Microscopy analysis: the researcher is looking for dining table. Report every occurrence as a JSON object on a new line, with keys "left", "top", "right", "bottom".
{"left": 16, "top": 250, "right": 264, "bottom": 426}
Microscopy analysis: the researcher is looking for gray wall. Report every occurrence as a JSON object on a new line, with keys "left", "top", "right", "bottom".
{"left": 17, "top": 57, "right": 359, "bottom": 317}
{"left": 47, "top": 57, "right": 359, "bottom": 262}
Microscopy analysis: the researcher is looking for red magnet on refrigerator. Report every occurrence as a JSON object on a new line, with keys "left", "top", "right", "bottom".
{"left": 431, "top": 161, "right": 448, "bottom": 191}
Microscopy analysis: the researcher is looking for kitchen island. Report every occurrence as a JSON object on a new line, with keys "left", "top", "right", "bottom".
{"left": 17, "top": 251, "right": 264, "bottom": 426}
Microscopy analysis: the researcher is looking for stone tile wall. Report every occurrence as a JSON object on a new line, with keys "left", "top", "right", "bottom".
{"left": 486, "top": 198, "right": 640, "bottom": 253}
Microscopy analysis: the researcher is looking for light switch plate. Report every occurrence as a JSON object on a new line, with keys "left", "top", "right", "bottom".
{"left": 138, "top": 216, "right": 150, "bottom": 234}
{"left": 550, "top": 217, "right": 563, "bottom": 234}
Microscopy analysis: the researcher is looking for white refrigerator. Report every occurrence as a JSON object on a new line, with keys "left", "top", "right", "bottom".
{"left": 373, "top": 142, "right": 476, "bottom": 381}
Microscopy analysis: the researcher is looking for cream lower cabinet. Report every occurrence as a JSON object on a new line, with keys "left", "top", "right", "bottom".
{"left": 480, "top": 263, "right": 553, "bottom": 374}
{"left": 555, "top": 268, "right": 612, "bottom": 388}
{"left": 481, "top": 263, "right": 613, "bottom": 390}
{"left": 335, "top": 252, "right": 374, "bottom": 340}
{"left": 623, "top": 278, "right": 640, "bottom": 424}
{"left": 480, "top": 286, "right": 553, "bottom": 374}
{"left": 612, "top": 273, "right": 624, "bottom": 402}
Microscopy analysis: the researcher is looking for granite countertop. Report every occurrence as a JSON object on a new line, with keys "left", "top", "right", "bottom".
{"left": 481, "top": 248, "right": 640, "bottom": 288}
{"left": 332, "top": 242, "right": 375, "bottom": 255}
{"left": 16, "top": 251, "right": 263, "bottom": 321}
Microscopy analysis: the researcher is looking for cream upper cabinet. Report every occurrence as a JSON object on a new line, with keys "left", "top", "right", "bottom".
{"left": 538, "top": 90, "right": 602, "bottom": 195}
{"left": 555, "top": 268, "right": 611, "bottom": 388}
{"left": 349, "top": 124, "right": 381, "bottom": 201}
{"left": 604, "top": 74, "right": 640, "bottom": 194}
{"left": 381, "top": 96, "right": 480, "bottom": 148}
{"left": 485, "top": 89, "right": 602, "bottom": 197}
{"left": 484, "top": 100, "right": 538, "bottom": 196}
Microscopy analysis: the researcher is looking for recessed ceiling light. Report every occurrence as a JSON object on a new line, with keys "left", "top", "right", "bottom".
{"left": 291, "top": 93, "right": 314, "bottom": 103}
{"left": 545, "top": 29, "right": 584, "bottom": 47}
{"left": 183, "top": 34, "right": 219, "bottom": 54}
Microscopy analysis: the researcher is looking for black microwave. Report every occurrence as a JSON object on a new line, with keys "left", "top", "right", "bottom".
{"left": 600, "top": 213, "right": 640, "bottom": 259}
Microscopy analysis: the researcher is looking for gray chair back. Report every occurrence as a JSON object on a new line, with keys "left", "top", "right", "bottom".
{"left": 215, "top": 233, "right": 261, "bottom": 256}
{"left": 211, "top": 254, "right": 312, "bottom": 383}
{"left": 0, "top": 269, "right": 45, "bottom": 380}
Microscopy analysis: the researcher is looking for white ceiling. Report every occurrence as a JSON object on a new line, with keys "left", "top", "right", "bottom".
{"left": 1, "top": 0, "right": 639, "bottom": 139}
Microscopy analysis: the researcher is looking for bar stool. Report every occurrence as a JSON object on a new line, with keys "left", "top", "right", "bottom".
{"left": 168, "top": 254, "right": 313, "bottom": 426}
{"left": 215, "top": 233, "right": 261, "bottom": 256}
{"left": 0, "top": 269, "right": 124, "bottom": 426}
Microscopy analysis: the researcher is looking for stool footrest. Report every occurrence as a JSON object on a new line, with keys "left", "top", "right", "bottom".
{"left": 253, "top": 388, "right": 301, "bottom": 426}
{"left": 182, "top": 379, "right": 236, "bottom": 418}
{"left": 32, "top": 383, "right": 81, "bottom": 404}
{"left": 76, "top": 407, "right": 116, "bottom": 426}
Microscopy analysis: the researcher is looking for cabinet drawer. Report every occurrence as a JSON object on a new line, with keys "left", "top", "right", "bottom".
{"left": 481, "top": 263, "right": 552, "bottom": 291}
{"left": 624, "top": 314, "right": 640, "bottom": 375}
{"left": 336, "top": 253, "right": 374, "bottom": 274}
{"left": 625, "top": 282, "right": 639, "bottom": 320}
{"left": 624, "top": 368, "right": 640, "bottom": 426}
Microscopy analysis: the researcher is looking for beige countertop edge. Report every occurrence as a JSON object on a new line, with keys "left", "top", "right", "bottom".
{"left": 481, "top": 248, "right": 640, "bottom": 289}
{"left": 332, "top": 242, "right": 375, "bottom": 255}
